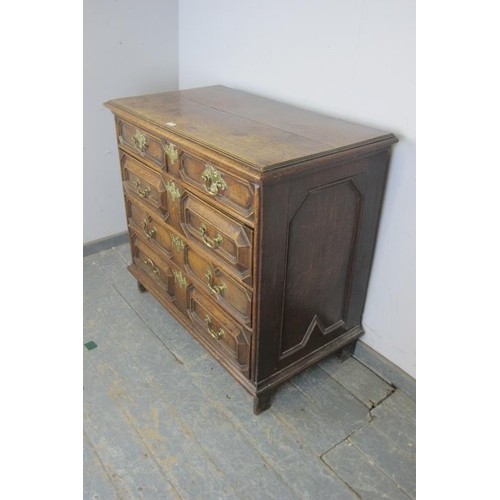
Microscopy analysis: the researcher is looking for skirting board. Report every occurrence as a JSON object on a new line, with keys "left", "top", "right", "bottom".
{"left": 83, "top": 231, "right": 129, "bottom": 257}
{"left": 83, "top": 231, "right": 416, "bottom": 401}
{"left": 354, "top": 341, "right": 416, "bottom": 401}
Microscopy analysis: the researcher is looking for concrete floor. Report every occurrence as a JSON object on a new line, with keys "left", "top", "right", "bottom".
{"left": 83, "top": 244, "right": 416, "bottom": 500}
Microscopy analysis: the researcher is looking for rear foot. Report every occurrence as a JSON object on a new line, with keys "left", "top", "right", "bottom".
{"left": 336, "top": 341, "right": 357, "bottom": 363}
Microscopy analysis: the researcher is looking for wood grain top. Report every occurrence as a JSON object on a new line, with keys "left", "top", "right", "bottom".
{"left": 104, "top": 85, "right": 397, "bottom": 171}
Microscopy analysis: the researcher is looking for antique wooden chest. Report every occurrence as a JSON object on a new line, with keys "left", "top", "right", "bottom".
{"left": 104, "top": 85, "right": 397, "bottom": 413}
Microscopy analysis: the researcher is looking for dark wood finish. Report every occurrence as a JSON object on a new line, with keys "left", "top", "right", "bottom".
{"left": 336, "top": 341, "right": 357, "bottom": 363}
{"left": 105, "top": 86, "right": 398, "bottom": 413}
{"left": 253, "top": 153, "right": 392, "bottom": 383}
{"left": 253, "top": 390, "right": 273, "bottom": 415}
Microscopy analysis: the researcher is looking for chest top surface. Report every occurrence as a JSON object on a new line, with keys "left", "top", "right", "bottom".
{"left": 104, "top": 85, "right": 396, "bottom": 172}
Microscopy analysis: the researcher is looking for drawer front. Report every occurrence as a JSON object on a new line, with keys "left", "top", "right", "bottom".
{"left": 131, "top": 235, "right": 175, "bottom": 297}
{"left": 167, "top": 145, "right": 256, "bottom": 220}
{"left": 188, "top": 287, "right": 250, "bottom": 374}
{"left": 125, "top": 196, "right": 173, "bottom": 258}
{"left": 185, "top": 245, "right": 252, "bottom": 327}
{"left": 121, "top": 153, "right": 168, "bottom": 216}
{"left": 117, "top": 119, "right": 166, "bottom": 171}
{"left": 181, "top": 193, "right": 253, "bottom": 284}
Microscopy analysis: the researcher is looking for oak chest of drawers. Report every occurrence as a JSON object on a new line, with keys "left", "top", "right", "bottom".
{"left": 104, "top": 86, "right": 398, "bottom": 413}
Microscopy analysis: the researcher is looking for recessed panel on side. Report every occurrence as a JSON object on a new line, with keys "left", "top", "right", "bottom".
{"left": 279, "top": 178, "right": 364, "bottom": 360}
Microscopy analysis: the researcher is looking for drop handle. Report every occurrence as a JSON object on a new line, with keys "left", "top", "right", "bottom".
{"left": 163, "top": 142, "right": 178, "bottom": 164}
{"left": 135, "top": 179, "right": 151, "bottom": 198}
{"left": 143, "top": 258, "right": 159, "bottom": 275}
{"left": 201, "top": 163, "right": 227, "bottom": 196}
{"left": 131, "top": 128, "right": 148, "bottom": 153}
{"left": 204, "top": 315, "right": 224, "bottom": 340}
{"left": 199, "top": 223, "right": 223, "bottom": 249}
{"left": 141, "top": 217, "right": 157, "bottom": 239}
{"left": 205, "top": 270, "right": 227, "bottom": 295}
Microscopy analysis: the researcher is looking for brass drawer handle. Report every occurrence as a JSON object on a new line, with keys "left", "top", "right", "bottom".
{"left": 170, "top": 233, "right": 185, "bottom": 253}
{"left": 141, "top": 217, "right": 157, "bottom": 239}
{"left": 173, "top": 269, "right": 188, "bottom": 288}
{"left": 204, "top": 315, "right": 224, "bottom": 340}
{"left": 143, "top": 258, "right": 159, "bottom": 275}
{"left": 163, "top": 143, "right": 178, "bottom": 164}
{"left": 166, "top": 180, "right": 180, "bottom": 202}
{"left": 200, "top": 223, "right": 223, "bottom": 249}
{"left": 201, "top": 163, "right": 227, "bottom": 196}
{"left": 135, "top": 179, "right": 151, "bottom": 198}
{"left": 205, "top": 270, "right": 227, "bottom": 295}
{"left": 132, "top": 128, "right": 148, "bottom": 153}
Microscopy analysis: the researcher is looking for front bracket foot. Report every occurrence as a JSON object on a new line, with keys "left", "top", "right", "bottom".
{"left": 253, "top": 390, "right": 273, "bottom": 415}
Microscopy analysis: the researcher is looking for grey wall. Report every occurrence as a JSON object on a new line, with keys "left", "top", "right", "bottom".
{"left": 179, "top": 0, "right": 416, "bottom": 377}
{"left": 83, "top": 0, "right": 179, "bottom": 244}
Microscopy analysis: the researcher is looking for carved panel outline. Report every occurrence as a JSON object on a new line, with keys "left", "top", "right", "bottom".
{"left": 278, "top": 177, "right": 365, "bottom": 360}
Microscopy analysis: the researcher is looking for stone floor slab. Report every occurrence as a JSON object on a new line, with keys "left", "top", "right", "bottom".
{"left": 319, "top": 356, "right": 395, "bottom": 408}
{"left": 323, "top": 440, "right": 412, "bottom": 500}
{"left": 349, "top": 423, "right": 416, "bottom": 499}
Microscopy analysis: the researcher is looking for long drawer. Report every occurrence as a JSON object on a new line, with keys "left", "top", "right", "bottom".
{"left": 167, "top": 143, "right": 256, "bottom": 221}
{"left": 187, "top": 287, "right": 251, "bottom": 375}
{"left": 181, "top": 189, "right": 253, "bottom": 285}
{"left": 184, "top": 245, "right": 252, "bottom": 327}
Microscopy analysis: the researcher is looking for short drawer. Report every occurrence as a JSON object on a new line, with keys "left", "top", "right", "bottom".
{"left": 181, "top": 193, "right": 253, "bottom": 285}
{"left": 185, "top": 245, "right": 252, "bottom": 327}
{"left": 188, "top": 287, "right": 250, "bottom": 375}
{"left": 117, "top": 119, "right": 166, "bottom": 171}
{"left": 167, "top": 145, "right": 256, "bottom": 221}
{"left": 121, "top": 153, "right": 168, "bottom": 216}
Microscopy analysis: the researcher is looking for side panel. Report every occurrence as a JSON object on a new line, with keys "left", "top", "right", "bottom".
{"left": 279, "top": 177, "right": 364, "bottom": 358}
{"left": 254, "top": 151, "right": 390, "bottom": 383}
